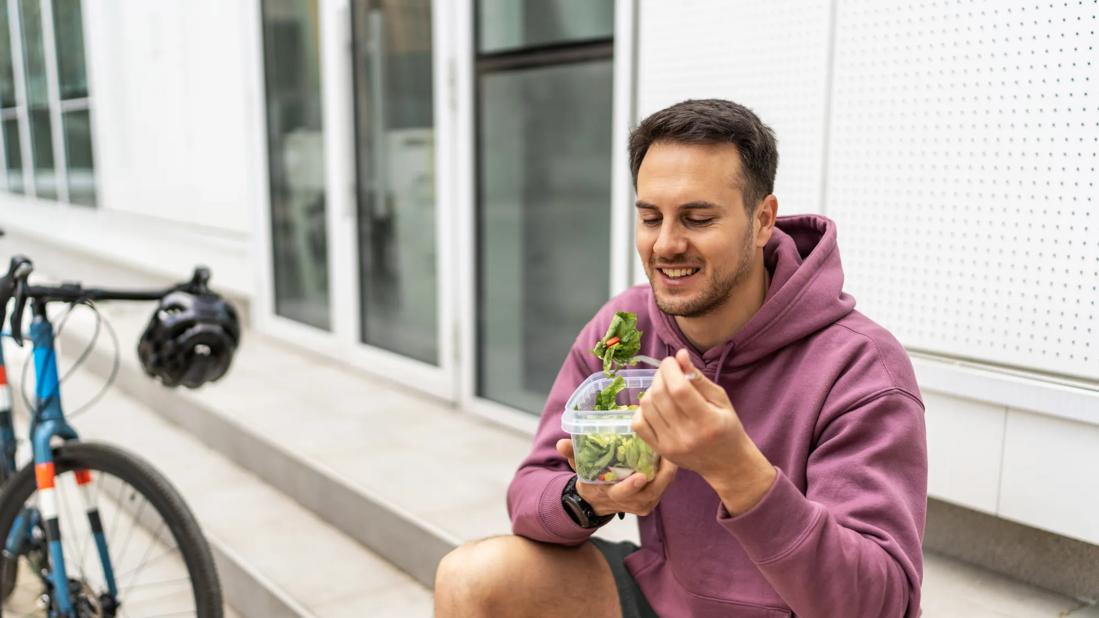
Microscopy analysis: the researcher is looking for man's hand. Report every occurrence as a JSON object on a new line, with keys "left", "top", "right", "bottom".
{"left": 631, "top": 349, "right": 777, "bottom": 515}
{"left": 556, "top": 438, "right": 678, "bottom": 517}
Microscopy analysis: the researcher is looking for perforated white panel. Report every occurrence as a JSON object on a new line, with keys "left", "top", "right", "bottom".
{"left": 826, "top": 0, "right": 1098, "bottom": 382}
{"left": 636, "top": 0, "right": 833, "bottom": 214}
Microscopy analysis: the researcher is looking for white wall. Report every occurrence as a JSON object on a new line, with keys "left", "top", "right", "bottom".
{"left": 635, "top": 0, "right": 1099, "bottom": 545}
{"left": 0, "top": 0, "right": 264, "bottom": 297}
{"left": 637, "top": 0, "right": 833, "bottom": 216}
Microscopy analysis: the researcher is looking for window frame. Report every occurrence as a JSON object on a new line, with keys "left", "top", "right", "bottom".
{"left": 0, "top": 0, "right": 95, "bottom": 204}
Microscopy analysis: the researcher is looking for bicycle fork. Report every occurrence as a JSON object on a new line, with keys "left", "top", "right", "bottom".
{"left": 28, "top": 456, "right": 120, "bottom": 616}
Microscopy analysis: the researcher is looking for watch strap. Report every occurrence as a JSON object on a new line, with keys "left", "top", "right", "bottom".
{"left": 561, "top": 474, "right": 617, "bottom": 529}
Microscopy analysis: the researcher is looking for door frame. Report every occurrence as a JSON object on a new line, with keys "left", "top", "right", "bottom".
{"left": 252, "top": 0, "right": 459, "bottom": 403}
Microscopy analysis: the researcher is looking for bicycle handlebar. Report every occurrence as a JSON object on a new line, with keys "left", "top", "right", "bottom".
{"left": 0, "top": 256, "right": 215, "bottom": 346}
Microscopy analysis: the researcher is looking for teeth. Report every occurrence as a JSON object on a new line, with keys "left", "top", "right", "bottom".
{"left": 661, "top": 268, "right": 697, "bottom": 278}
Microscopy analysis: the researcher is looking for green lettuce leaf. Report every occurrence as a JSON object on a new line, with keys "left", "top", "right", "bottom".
{"left": 591, "top": 311, "right": 644, "bottom": 374}
{"left": 593, "top": 375, "right": 625, "bottom": 410}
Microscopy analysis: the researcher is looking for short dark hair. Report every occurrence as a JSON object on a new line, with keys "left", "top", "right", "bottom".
{"left": 628, "top": 99, "right": 778, "bottom": 211}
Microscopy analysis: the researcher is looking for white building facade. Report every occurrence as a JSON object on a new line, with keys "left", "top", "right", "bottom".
{"left": 1, "top": 0, "right": 1097, "bottom": 556}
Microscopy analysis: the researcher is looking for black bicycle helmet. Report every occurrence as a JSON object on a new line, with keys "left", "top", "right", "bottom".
{"left": 137, "top": 290, "right": 241, "bottom": 388}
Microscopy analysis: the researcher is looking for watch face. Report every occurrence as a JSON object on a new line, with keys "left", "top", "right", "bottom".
{"left": 562, "top": 479, "right": 595, "bottom": 528}
{"left": 564, "top": 490, "right": 612, "bottom": 529}
{"left": 563, "top": 496, "right": 587, "bottom": 526}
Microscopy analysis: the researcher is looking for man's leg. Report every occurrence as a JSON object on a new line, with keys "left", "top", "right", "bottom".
{"left": 434, "top": 535, "right": 621, "bottom": 618}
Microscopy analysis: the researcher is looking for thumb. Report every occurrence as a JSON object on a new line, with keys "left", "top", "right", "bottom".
{"left": 555, "top": 438, "right": 574, "bottom": 460}
{"left": 676, "top": 349, "right": 727, "bottom": 403}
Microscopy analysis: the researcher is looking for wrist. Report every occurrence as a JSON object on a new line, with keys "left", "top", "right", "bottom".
{"left": 704, "top": 435, "right": 777, "bottom": 516}
{"left": 561, "top": 475, "right": 617, "bottom": 528}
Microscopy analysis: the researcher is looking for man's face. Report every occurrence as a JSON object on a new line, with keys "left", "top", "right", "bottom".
{"left": 635, "top": 141, "right": 759, "bottom": 318}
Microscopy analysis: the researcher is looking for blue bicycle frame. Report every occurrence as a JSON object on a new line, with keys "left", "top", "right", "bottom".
{"left": 0, "top": 308, "right": 120, "bottom": 617}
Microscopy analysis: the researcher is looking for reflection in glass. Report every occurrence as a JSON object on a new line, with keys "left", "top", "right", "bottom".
{"left": 51, "top": 0, "right": 87, "bottom": 100}
{"left": 352, "top": 0, "right": 437, "bottom": 365}
{"left": 477, "top": 60, "right": 614, "bottom": 413}
{"left": 28, "top": 106, "right": 53, "bottom": 198}
{"left": 62, "top": 109, "right": 92, "bottom": 205}
{"left": 0, "top": 0, "right": 16, "bottom": 108}
{"left": 261, "top": 0, "right": 330, "bottom": 330}
{"left": 20, "top": 0, "right": 54, "bottom": 198}
{"left": 3, "top": 117, "right": 22, "bottom": 193}
{"left": 17, "top": 0, "right": 45, "bottom": 105}
{"left": 477, "top": 0, "right": 613, "bottom": 53}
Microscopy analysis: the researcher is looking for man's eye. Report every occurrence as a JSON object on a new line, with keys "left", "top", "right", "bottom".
{"left": 641, "top": 219, "right": 661, "bottom": 227}
{"left": 685, "top": 218, "right": 714, "bottom": 226}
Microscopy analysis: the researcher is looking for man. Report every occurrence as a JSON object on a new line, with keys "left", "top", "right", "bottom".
{"left": 435, "top": 99, "right": 926, "bottom": 617}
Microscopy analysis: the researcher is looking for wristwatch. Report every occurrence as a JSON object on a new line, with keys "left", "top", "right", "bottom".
{"left": 561, "top": 474, "right": 618, "bottom": 529}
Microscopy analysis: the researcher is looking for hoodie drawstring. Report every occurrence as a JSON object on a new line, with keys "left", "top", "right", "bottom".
{"left": 713, "top": 344, "right": 733, "bottom": 384}
{"left": 667, "top": 340, "right": 733, "bottom": 384}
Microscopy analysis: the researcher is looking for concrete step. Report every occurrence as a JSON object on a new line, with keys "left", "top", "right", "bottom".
{"left": 2, "top": 340, "right": 433, "bottom": 617}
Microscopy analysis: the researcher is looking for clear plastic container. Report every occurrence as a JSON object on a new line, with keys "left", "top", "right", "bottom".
{"left": 561, "top": 369, "right": 660, "bottom": 484}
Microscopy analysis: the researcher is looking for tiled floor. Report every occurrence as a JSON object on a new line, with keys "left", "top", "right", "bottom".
{"left": 922, "top": 552, "right": 1096, "bottom": 617}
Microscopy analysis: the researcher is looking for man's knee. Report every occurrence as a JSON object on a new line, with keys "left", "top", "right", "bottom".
{"left": 434, "top": 536, "right": 616, "bottom": 617}
{"left": 434, "top": 536, "right": 525, "bottom": 613}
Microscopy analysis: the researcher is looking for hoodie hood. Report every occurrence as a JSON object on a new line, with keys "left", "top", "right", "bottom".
{"left": 648, "top": 214, "right": 856, "bottom": 379}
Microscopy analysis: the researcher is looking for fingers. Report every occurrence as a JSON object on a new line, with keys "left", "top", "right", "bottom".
{"left": 605, "top": 473, "right": 649, "bottom": 501}
{"left": 577, "top": 453, "right": 679, "bottom": 517}
{"left": 575, "top": 480, "right": 615, "bottom": 515}
{"left": 555, "top": 438, "right": 576, "bottom": 472}
{"left": 644, "top": 458, "right": 678, "bottom": 500}
{"left": 675, "top": 348, "right": 700, "bottom": 381}
{"left": 603, "top": 459, "right": 678, "bottom": 515}
{"left": 679, "top": 362, "right": 730, "bottom": 406}
{"left": 555, "top": 438, "right": 573, "bottom": 459}
{"left": 631, "top": 406, "right": 659, "bottom": 448}
{"left": 659, "top": 353, "right": 707, "bottom": 415}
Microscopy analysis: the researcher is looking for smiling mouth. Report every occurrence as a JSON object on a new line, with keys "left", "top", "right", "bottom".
{"left": 657, "top": 267, "right": 700, "bottom": 279}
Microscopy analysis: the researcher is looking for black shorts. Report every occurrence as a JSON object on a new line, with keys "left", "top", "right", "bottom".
{"left": 589, "top": 537, "right": 660, "bottom": 618}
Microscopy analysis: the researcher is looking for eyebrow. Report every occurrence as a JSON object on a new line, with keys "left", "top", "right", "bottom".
{"left": 634, "top": 200, "right": 722, "bottom": 211}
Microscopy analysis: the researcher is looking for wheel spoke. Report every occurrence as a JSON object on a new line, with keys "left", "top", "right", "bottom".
{"left": 1, "top": 449, "right": 215, "bottom": 617}
{"left": 114, "top": 545, "right": 180, "bottom": 581}
{"left": 112, "top": 493, "right": 148, "bottom": 577}
{"left": 123, "top": 519, "right": 167, "bottom": 595}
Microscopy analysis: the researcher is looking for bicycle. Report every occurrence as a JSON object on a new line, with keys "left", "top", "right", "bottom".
{"left": 0, "top": 244, "right": 240, "bottom": 617}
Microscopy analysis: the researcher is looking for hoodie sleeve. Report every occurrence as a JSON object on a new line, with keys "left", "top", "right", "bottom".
{"left": 507, "top": 327, "right": 605, "bottom": 545}
{"left": 718, "top": 389, "right": 927, "bottom": 618}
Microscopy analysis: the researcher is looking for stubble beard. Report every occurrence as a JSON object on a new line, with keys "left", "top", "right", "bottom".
{"left": 652, "top": 229, "right": 756, "bottom": 318}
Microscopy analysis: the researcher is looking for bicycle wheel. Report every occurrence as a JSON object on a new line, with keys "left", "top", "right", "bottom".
{"left": 0, "top": 442, "right": 222, "bottom": 617}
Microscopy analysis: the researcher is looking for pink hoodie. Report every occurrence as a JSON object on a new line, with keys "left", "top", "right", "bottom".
{"left": 507, "top": 215, "right": 927, "bottom": 617}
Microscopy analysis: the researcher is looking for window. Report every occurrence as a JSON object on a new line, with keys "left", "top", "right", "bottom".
{"left": 474, "top": 0, "right": 615, "bottom": 413}
{"left": 351, "top": 0, "right": 439, "bottom": 365}
{"left": 0, "top": 0, "right": 95, "bottom": 205}
{"left": 261, "top": 0, "right": 331, "bottom": 330}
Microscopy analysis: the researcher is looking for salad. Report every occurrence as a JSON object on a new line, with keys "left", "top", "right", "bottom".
{"left": 569, "top": 310, "right": 659, "bottom": 483}
{"left": 575, "top": 432, "right": 657, "bottom": 482}
{"left": 591, "top": 311, "right": 643, "bottom": 375}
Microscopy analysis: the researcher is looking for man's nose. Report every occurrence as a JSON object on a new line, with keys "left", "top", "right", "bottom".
{"left": 653, "top": 222, "right": 688, "bottom": 257}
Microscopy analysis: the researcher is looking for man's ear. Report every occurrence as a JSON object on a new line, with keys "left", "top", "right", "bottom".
{"left": 754, "top": 194, "right": 778, "bottom": 248}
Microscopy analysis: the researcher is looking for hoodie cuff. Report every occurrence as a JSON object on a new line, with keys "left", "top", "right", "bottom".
{"left": 537, "top": 472, "right": 596, "bottom": 544}
{"left": 716, "top": 467, "right": 825, "bottom": 564}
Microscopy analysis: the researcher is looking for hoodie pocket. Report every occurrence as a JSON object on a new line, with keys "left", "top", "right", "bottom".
{"left": 657, "top": 476, "right": 791, "bottom": 614}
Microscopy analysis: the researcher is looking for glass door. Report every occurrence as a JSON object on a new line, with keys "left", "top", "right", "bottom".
{"left": 472, "top": 0, "right": 616, "bottom": 415}
{"left": 261, "top": 0, "right": 331, "bottom": 331}
{"left": 343, "top": 0, "right": 459, "bottom": 401}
